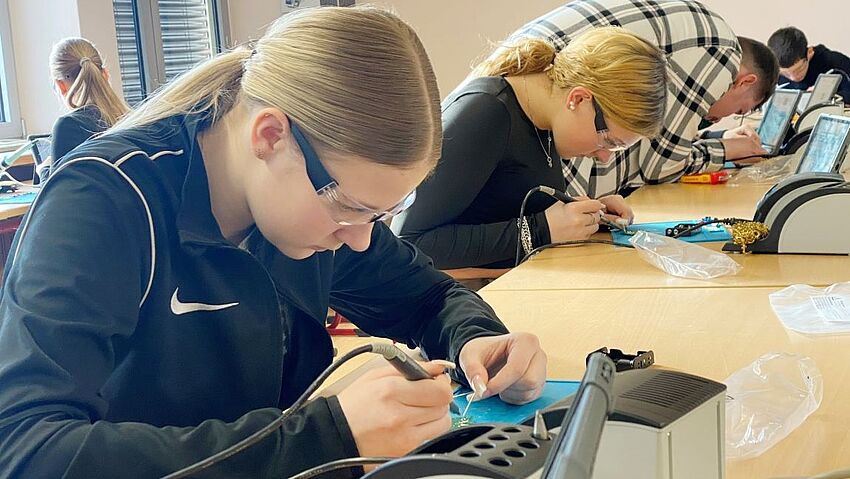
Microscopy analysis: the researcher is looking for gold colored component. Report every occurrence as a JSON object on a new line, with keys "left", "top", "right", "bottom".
{"left": 730, "top": 221, "right": 770, "bottom": 253}
{"left": 452, "top": 416, "right": 472, "bottom": 429}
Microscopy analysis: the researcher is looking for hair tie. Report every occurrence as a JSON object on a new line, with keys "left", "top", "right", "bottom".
{"left": 79, "top": 57, "right": 92, "bottom": 67}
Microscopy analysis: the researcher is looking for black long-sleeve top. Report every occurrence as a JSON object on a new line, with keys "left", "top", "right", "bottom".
{"left": 391, "top": 76, "right": 565, "bottom": 269}
{"left": 780, "top": 44, "right": 850, "bottom": 104}
{"left": 50, "top": 104, "right": 107, "bottom": 161}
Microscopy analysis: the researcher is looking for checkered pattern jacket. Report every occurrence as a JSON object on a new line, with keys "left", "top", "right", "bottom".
{"left": 507, "top": 0, "right": 741, "bottom": 196}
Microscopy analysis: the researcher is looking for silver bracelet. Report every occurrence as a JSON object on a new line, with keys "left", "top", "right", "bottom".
{"left": 517, "top": 217, "right": 533, "bottom": 255}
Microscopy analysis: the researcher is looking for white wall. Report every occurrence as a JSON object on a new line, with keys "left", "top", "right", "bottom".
{"left": 368, "top": 0, "right": 564, "bottom": 97}
{"left": 9, "top": 0, "right": 81, "bottom": 136}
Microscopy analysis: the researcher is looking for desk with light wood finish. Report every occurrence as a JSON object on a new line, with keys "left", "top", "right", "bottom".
{"left": 478, "top": 287, "right": 850, "bottom": 479}
{"left": 0, "top": 203, "right": 29, "bottom": 221}
{"left": 486, "top": 182, "right": 850, "bottom": 291}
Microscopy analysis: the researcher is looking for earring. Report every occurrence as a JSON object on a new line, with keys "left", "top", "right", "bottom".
{"left": 569, "top": 102, "right": 576, "bottom": 111}
{"left": 254, "top": 148, "right": 265, "bottom": 159}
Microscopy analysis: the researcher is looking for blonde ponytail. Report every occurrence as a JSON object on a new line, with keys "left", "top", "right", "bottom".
{"left": 114, "top": 6, "right": 442, "bottom": 169}
{"left": 50, "top": 37, "right": 129, "bottom": 127}
{"left": 474, "top": 27, "right": 668, "bottom": 138}
{"left": 472, "top": 38, "right": 557, "bottom": 77}
{"left": 113, "top": 47, "right": 251, "bottom": 131}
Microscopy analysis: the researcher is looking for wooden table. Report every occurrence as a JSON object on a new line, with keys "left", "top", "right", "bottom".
{"left": 485, "top": 183, "right": 850, "bottom": 292}
{"left": 0, "top": 203, "right": 30, "bottom": 221}
{"left": 478, "top": 287, "right": 850, "bottom": 479}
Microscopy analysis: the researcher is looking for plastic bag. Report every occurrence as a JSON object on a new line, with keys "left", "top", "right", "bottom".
{"left": 727, "top": 155, "right": 796, "bottom": 185}
{"left": 725, "top": 352, "right": 822, "bottom": 460}
{"left": 628, "top": 230, "right": 742, "bottom": 279}
{"left": 769, "top": 281, "right": 850, "bottom": 334}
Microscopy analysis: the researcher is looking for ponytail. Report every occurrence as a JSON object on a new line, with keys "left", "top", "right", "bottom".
{"left": 472, "top": 38, "right": 556, "bottom": 77}
{"left": 113, "top": 47, "right": 251, "bottom": 131}
{"left": 50, "top": 37, "right": 129, "bottom": 127}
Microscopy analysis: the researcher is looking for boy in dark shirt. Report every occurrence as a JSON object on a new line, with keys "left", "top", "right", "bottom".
{"left": 768, "top": 27, "right": 850, "bottom": 103}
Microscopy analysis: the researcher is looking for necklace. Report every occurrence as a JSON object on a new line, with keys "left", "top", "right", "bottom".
{"left": 523, "top": 76, "right": 554, "bottom": 168}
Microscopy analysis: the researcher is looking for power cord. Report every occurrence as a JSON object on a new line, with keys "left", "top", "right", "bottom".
{"left": 162, "top": 344, "right": 381, "bottom": 479}
{"left": 288, "top": 457, "right": 394, "bottom": 479}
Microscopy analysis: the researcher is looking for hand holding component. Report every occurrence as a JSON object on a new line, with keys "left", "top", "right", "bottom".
{"left": 597, "top": 194, "right": 634, "bottom": 226}
{"left": 544, "top": 198, "right": 605, "bottom": 242}
{"left": 337, "top": 360, "right": 453, "bottom": 458}
{"left": 458, "top": 332, "right": 547, "bottom": 405}
{"left": 723, "top": 124, "right": 759, "bottom": 141}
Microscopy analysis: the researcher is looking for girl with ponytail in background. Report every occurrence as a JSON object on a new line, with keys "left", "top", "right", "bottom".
{"left": 49, "top": 37, "right": 129, "bottom": 163}
{"left": 392, "top": 27, "right": 668, "bottom": 270}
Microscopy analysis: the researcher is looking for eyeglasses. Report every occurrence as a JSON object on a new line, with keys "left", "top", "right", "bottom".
{"left": 592, "top": 98, "right": 636, "bottom": 152}
{"left": 290, "top": 120, "right": 417, "bottom": 226}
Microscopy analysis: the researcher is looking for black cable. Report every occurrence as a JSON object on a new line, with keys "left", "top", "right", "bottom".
{"left": 161, "top": 344, "right": 377, "bottom": 479}
{"left": 288, "top": 457, "right": 394, "bottom": 479}
{"left": 519, "top": 239, "right": 634, "bottom": 265}
{"left": 515, "top": 186, "right": 577, "bottom": 267}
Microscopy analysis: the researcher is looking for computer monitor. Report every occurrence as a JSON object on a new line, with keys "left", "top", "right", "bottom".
{"left": 796, "top": 114, "right": 850, "bottom": 173}
{"left": 796, "top": 92, "right": 812, "bottom": 114}
{"left": 804, "top": 73, "right": 843, "bottom": 111}
{"left": 757, "top": 89, "right": 802, "bottom": 156}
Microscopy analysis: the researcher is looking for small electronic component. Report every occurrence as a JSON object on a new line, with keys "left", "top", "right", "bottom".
{"left": 665, "top": 223, "right": 702, "bottom": 237}
{"left": 452, "top": 416, "right": 472, "bottom": 429}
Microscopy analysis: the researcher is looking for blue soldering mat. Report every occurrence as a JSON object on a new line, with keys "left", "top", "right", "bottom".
{"left": 451, "top": 380, "right": 579, "bottom": 425}
{"left": 611, "top": 220, "right": 732, "bottom": 246}
{"left": 0, "top": 191, "right": 36, "bottom": 205}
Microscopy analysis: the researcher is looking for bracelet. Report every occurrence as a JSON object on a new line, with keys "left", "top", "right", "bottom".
{"left": 517, "top": 217, "right": 533, "bottom": 255}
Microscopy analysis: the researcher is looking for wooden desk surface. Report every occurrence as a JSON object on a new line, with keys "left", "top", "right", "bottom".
{"left": 486, "top": 241, "right": 850, "bottom": 291}
{"left": 0, "top": 203, "right": 29, "bottom": 221}
{"left": 487, "top": 182, "right": 850, "bottom": 291}
{"left": 478, "top": 287, "right": 850, "bottom": 478}
{"left": 624, "top": 182, "right": 770, "bottom": 223}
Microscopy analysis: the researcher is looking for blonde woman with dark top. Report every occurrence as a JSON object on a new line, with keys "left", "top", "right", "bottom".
{"left": 0, "top": 7, "right": 545, "bottom": 478}
{"left": 392, "top": 27, "right": 668, "bottom": 269}
{"left": 47, "top": 37, "right": 129, "bottom": 175}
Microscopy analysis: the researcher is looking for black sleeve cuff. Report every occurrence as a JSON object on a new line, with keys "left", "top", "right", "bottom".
{"left": 527, "top": 211, "right": 552, "bottom": 248}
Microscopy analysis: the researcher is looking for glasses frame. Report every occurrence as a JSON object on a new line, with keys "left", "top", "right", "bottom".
{"left": 592, "top": 98, "right": 633, "bottom": 152}
{"left": 290, "top": 120, "right": 416, "bottom": 225}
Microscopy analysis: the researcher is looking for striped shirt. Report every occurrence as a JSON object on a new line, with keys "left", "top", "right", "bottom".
{"left": 506, "top": 0, "right": 741, "bottom": 196}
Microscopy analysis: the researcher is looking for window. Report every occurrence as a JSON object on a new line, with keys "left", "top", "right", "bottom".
{"left": 112, "top": 0, "right": 227, "bottom": 105}
{"left": 0, "top": 0, "right": 21, "bottom": 138}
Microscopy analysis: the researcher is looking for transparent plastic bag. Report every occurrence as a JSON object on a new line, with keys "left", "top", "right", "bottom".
{"left": 725, "top": 352, "right": 822, "bottom": 460}
{"left": 628, "top": 230, "right": 742, "bottom": 279}
{"left": 727, "top": 155, "right": 795, "bottom": 185}
{"left": 769, "top": 281, "right": 850, "bottom": 334}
